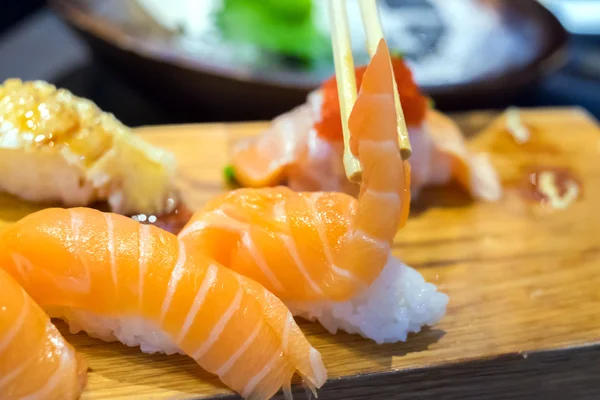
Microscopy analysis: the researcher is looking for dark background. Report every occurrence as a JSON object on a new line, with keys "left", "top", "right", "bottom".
{"left": 0, "top": 0, "right": 46, "bottom": 32}
{"left": 1, "top": 1, "right": 599, "bottom": 127}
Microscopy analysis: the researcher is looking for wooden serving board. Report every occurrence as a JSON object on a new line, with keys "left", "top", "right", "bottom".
{"left": 4, "top": 108, "right": 600, "bottom": 399}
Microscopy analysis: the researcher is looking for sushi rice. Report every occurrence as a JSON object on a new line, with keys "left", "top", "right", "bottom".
{"left": 288, "top": 256, "right": 448, "bottom": 344}
{"left": 48, "top": 307, "right": 183, "bottom": 356}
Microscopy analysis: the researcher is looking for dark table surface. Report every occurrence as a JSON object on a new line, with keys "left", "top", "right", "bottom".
{"left": 1, "top": 8, "right": 600, "bottom": 128}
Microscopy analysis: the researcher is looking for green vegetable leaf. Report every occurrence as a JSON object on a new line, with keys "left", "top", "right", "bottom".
{"left": 216, "top": 0, "right": 329, "bottom": 61}
{"left": 427, "top": 97, "right": 436, "bottom": 109}
{"left": 223, "top": 164, "right": 238, "bottom": 186}
{"left": 261, "top": 0, "right": 313, "bottom": 22}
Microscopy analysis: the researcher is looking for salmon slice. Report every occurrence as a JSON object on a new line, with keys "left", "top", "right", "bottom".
{"left": 0, "top": 268, "right": 87, "bottom": 399}
{"left": 230, "top": 100, "right": 316, "bottom": 189}
{"left": 181, "top": 39, "right": 409, "bottom": 302}
{"left": 0, "top": 208, "right": 326, "bottom": 400}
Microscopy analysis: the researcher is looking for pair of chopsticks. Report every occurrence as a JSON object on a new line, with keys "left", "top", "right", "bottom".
{"left": 328, "top": 0, "right": 411, "bottom": 183}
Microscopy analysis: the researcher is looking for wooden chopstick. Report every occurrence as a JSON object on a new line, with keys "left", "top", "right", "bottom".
{"left": 328, "top": 0, "right": 412, "bottom": 183}
{"left": 358, "top": 0, "right": 412, "bottom": 159}
{"left": 328, "top": 0, "right": 362, "bottom": 183}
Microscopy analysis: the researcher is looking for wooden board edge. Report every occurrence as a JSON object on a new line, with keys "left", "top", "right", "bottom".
{"left": 204, "top": 343, "right": 600, "bottom": 400}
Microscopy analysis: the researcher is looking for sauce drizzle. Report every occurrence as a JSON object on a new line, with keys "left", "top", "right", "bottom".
{"left": 520, "top": 166, "right": 582, "bottom": 210}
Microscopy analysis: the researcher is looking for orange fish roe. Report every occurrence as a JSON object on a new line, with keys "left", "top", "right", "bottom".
{"left": 315, "top": 56, "right": 428, "bottom": 141}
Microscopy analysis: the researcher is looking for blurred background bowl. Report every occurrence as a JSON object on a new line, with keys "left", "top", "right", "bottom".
{"left": 50, "top": 0, "right": 568, "bottom": 121}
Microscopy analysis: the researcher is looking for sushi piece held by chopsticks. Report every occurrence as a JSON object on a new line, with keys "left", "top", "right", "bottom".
{"left": 180, "top": 1, "right": 448, "bottom": 345}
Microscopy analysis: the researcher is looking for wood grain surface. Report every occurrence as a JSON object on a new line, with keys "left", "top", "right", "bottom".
{"left": 5, "top": 108, "right": 600, "bottom": 399}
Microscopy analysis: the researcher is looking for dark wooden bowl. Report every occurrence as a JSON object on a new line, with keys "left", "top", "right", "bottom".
{"left": 51, "top": 0, "right": 568, "bottom": 121}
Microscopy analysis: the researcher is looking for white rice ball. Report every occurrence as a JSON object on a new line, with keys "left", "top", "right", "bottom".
{"left": 48, "top": 307, "right": 183, "bottom": 355}
{"left": 287, "top": 256, "right": 448, "bottom": 344}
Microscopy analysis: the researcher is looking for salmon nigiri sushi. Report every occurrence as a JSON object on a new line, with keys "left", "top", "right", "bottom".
{"left": 229, "top": 50, "right": 501, "bottom": 202}
{"left": 0, "top": 268, "right": 87, "bottom": 399}
{"left": 0, "top": 208, "right": 326, "bottom": 400}
{"left": 180, "top": 40, "right": 448, "bottom": 344}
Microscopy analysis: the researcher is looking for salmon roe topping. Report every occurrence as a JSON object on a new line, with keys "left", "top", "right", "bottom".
{"left": 315, "top": 56, "right": 428, "bottom": 141}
